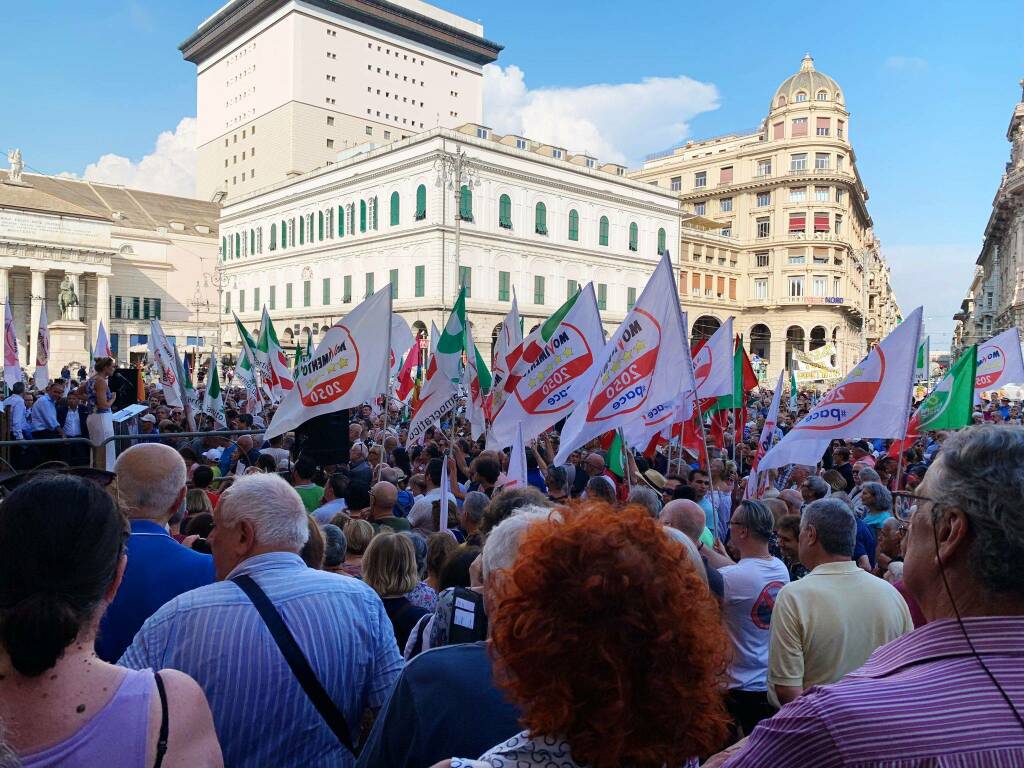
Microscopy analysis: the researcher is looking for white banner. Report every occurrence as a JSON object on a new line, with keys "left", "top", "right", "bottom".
{"left": 148, "top": 320, "right": 183, "bottom": 408}
{"left": 975, "top": 327, "right": 1024, "bottom": 393}
{"left": 694, "top": 316, "right": 734, "bottom": 400}
{"left": 34, "top": 302, "right": 50, "bottom": 387}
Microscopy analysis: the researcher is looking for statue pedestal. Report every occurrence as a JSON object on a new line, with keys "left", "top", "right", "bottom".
{"left": 49, "top": 319, "right": 90, "bottom": 373}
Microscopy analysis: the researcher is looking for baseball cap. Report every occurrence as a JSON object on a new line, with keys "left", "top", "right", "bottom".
{"left": 140, "top": 414, "right": 156, "bottom": 424}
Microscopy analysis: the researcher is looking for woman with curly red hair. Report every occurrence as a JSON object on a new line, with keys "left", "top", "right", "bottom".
{"left": 434, "top": 501, "right": 730, "bottom": 768}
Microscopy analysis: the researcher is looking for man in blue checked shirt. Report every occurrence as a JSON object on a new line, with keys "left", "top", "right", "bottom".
{"left": 120, "top": 472, "right": 404, "bottom": 768}
{"left": 28, "top": 380, "right": 65, "bottom": 464}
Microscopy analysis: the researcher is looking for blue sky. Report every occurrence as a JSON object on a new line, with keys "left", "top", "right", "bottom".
{"left": 1, "top": 0, "right": 1021, "bottom": 348}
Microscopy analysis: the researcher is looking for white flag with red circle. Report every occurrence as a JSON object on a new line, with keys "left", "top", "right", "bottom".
{"left": 694, "top": 316, "right": 734, "bottom": 400}
{"left": 974, "top": 327, "right": 1024, "bottom": 394}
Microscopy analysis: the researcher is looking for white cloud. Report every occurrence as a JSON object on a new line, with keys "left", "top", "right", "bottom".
{"left": 884, "top": 56, "right": 928, "bottom": 73}
{"left": 60, "top": 117, "right": 197, "bottom": 198}
{"left": 886, "top": 243, "right": 977, "bottom": 350}
{"left": 483, "top": 64, "right": 720, "bottom": 167}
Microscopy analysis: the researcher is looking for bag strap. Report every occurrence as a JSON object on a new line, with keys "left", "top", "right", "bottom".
{"left": 152, "top": 671, "right": 169, "bottom": 768}
{"left": 232, "top": 574, "right": 355, "bottom": 753}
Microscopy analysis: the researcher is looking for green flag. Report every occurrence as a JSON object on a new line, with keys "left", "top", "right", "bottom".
{"left": 789, "top": 368, "right": 798, "bottom": 412}
{"left": 607, "top": 430, "right": 626, "bottom": 478}
{"left": 203, "top": 354, "right": 226, "bottom": 428}
{"left": 916, "top": 345, "right": 977, "bottom": 432}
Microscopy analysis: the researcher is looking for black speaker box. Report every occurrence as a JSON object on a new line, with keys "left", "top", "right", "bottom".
{"left": 109, "top": 368, "right": 139, "bottom": 412}
{"left": 293, "top": 409, "right": 350, "bottom": 467}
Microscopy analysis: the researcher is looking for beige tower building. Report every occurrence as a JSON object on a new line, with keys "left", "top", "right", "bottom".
{"left": 633, "top": 55, "right": 899, "bottom": 380}
{"left": 180, "top": 0, "right": 501, "bottom": 202}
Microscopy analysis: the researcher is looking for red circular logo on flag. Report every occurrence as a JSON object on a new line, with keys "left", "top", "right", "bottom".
{"left": 692, "top": 342, "right": 713, "bottom": 390}
{"left": 975, "top": 345, "right": 1005, "bottom": 389}
{"left": 515, "top": 322, "right": 594, "bottom": 416}
{"left": 797, "top": 348, "right": 886, "bottom": 431}
{"left": 298, "top": 325, "right": 361, "bottom": 407}
{"left": 586, "top": 308, "right": 662, "bottom": 423}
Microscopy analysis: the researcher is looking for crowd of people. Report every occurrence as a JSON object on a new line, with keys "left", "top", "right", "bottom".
{"left": 0, "top": 357, "right": 1022, "bottom": 767}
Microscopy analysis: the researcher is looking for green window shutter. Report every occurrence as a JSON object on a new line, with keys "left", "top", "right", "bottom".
{"left": 113, "top": 296, "right": 122, "bottom": 318}
{"left": 568, "top": 279, "right": 578, "bottom": 298}
{"left": 499, "top": 194, "right": 512, "bottom": 229}
{"left": 360, "top": 200, "right": 367, "bottom": 232}
{"left": 459, "top": 266, "right": 472, "bottom": 298}
{"left": 459, "top": 185, "right": 473, "bottom": 221}
{"left": 303, "top": 280, "right": 311, "bottom": 307}
{"left": 344, "top": 275, "right": 352, "bottom": 303}
{"left": 237, "top": 291, "right": 244, "bottom": 314}
{"left": 318, "top": 211, "right": 324, "bottom": 241}
{"left": 322, "top": 278, "right": 330, "bottom": 305}
{"left": 269, "top": 285, "right": 276, "bottom": 310}
{"left": 286, "top": 283, "right": 293, "bottom": 309}
{"left": 338, "top": 206, "right": 345, "bottom": 238}
{"left": 599, "top": 216, "right": 609, "bottom": 246}
{"left": 299, "top": 216, "right": 305, "bottom": 245}
{"left": 372, "top": 196, "right": 379, "bottom": 230}
{"left": 269, "top": 224, "right": 276, "bottom": 250}
{"left": 629, "top": 222, "right": 638, "bottom": 252}
{"left": 253, "top": 288, "right": 260, "bottom": 312}
{"left": 657, "top": 227, "right": 667, "bottom": 255}
{"left": 598, "top": 284, "right": 607, "bottom": 310}
{"left": 390, "top": 268, "right": 399, "bottom": 299}
{"left": 627, "top": 286, "right": 637, "bottom": 310}
{"left": 221, "top": 236, "right": 226, "bottom": 260}
{"left": 390, "top": 191, "right": 400, "bottom": 226}
{"left": 568, "top": 209, "right": 579, "bottom": 241}
{"left": 155, "top": 298, "right": 161, "bottom": 319}
{"left": 414, "top": 266, "right": 425, "bottom": 297}
{"left": 234, "top": 232, "right": 240, "bottom": 257}
{"left": 280, "top": 220, "right": 287, "bottom": 249}
{"left": 250, "top": 229, "right": 255, "bottom": 254}
{"left": 415, "top": 184, "right": 427, "bottom": 221}
{"left": 365, "top": 272, "right": 374, "bottom": 298}
{"left": 534, "top": 275, "right": 545, "bottom": 306}
{"left": 224, "top": 292, "right": 230, "bottom": 314}
{"left": 498, "top": 271, "right": 510, "bottom": 302}
{"left": 535, "top": 202, "right": 547, "bottom": 235}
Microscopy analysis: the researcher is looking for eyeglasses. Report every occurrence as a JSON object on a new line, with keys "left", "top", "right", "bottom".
{"left": 892, "top": 490, "right": 936, "bottom": 522}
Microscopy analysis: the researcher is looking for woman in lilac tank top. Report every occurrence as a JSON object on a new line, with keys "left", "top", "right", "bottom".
{"left": 0, "top": 475, "right": 222, "bottom": 767}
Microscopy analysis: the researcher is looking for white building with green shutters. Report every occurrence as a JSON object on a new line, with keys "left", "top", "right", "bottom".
{"left": 216, "top": 124, "right": 680, "bottom": 362}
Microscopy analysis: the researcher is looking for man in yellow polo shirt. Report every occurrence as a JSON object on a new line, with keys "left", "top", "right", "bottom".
{"left": 767, "top": 497, "right": 913, "bottom": 708}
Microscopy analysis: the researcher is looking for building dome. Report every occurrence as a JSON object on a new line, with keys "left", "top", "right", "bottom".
{"left": 770, "top": 54, "right": 843, "bottom": 111}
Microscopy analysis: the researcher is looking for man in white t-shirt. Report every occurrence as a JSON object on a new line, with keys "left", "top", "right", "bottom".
{"left": 705, "top": 498, "right": 789, "bottom": 737}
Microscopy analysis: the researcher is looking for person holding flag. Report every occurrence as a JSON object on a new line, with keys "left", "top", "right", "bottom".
{"left": 202, "top": 354, "right": 227, "bottom": 429}
{"left": 406, "top": 290, "right": 467, "bottom": 445}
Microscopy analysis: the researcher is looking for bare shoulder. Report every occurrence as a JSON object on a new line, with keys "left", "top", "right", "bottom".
{"left": 147, "top": 669, "right": 224, "bottom": 768}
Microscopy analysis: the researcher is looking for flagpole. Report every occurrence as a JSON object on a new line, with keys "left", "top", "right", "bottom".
{"left": 694, "top": 396, "right": 720, "bottom": 525}
{"left": 381, "top": 295, "right": 394, "bottom": 473}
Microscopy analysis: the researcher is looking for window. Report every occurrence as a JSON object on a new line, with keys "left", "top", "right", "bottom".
{"left": 720, "top": 224, "right": 732, "bottom": 237}
{"left": 789, "top": 213, "right": 806, "bottom": 234}
{"left": 303, "top": 280, "right": 311, "bottom": 307}
{"left": 515, "top": 138, "right": 527, "bottom": 150}
{"left": 390, "top": 269, "right": 399, "bottom": 299}
{"left": 812, "top": 275, "right": 828, "bottom": 297}
{"left": 365, "top": 126, "right": 373, "bottom": 136}
{"left": 552, "top": 148, "right": 563, "bottom": 159}
{"left": 534, "top": 275, "right": 545, "bottom": 305}
{"left": 657, "top": 227, "right": 667, "bottom": 255}
{"left": 476, "top": 127, "right": 488, "bottom": 139}
{"left": 694, "top": 171, "right": 707, "bottom": 188}
{"left": 327, "top": 116, "right": 335, "bottom": 125}
{"left": 223, "top": 292, "right": 230, "bottom": 314}
{"left": 298, "top": 216, "right": 305, "bottom": 245}
{"left": 757, "top": 159, "right": 772, "bottom": 177}
{"left": 317, "top": 211, "right": 324, "bottom": 241}
{"left": 815, "top": 153, "right": 830, "bottom": 170}
{"left": 327, "top": 138, "right": 334, "bottom": 148}
{"left": 670, "top": 176, "right": 682, "bottom": 192}
{"left": 720, "top": 197, "right": 733, "bottom": 212}
{"left": 371, "top": 196, "right": 379, "bottom": 230}
{"left": 628, "top": 222, "right": 638, "bottom": 252}
{"left": 234, "top": 232, "right": 241, "bottom": 257}
{"left": 221, "top": 236, "right": 226, "bottom": 260}
{"left": 720, "top": 166, "right": 733, "bottom": 185}
{"left": 498, "top": 194, "right": 512, "bottom": 229}
{"left": 568, "top": 209, "right": 579, "bottom": 241}
{"left": 754, "top": 278, "right": 768, "bottom": 300}
{"left": 322, "top": 278, "right": 331, "bottom": 304}
{"left": 693, "top": 201, "right": 706, "bottom": 216}
{"left": 459, "top": 185, "right": 473, "bottom": 221}
{"left": 755, "top": 251, "right": 770, "bottom": 267}
{"left": 415, "top": 184, "right": 427, "bottom": 221}
{"left": 789, "top": 187, "right": 807, "bottom": 202}
{"left": 344, "top": 275, "right": 352, "bottom": 303}
{"left": 535, "top": 202, "right": 547, "bottom": 235}
{"left": 286, "top": 283, "right": 293, "bottom": 309}
{"left": 790, "top": 153, "right": 807, "bottom": 171}
{"left": 250, "top": 229, "right": 256, "bottom": 254}
{"left": 498, "top": 271, "right": 510, "bottom": 301}
{"left": 789, "top": 276, "right": 804, "bottom": 297}
{"left": 253, "top": 288, "right": 260, "bottom": 312}
{"left": 584, "top": 158, "right": 595, "bottom": 169}
{"left": 389, "top": 191, "right": 400, "bottom": 226}
{"left": 598, "top": 216, "right": 609, "bottom": 246}
{"left": 815, "top": 186, "right": 830, "bottom": 202}
{"left": 237, "top": 291, "right": 244, "bottom": 315}
{"left": 756, "top": 218, "right": 770, "bottom": 238}
{"left": 365, "top": 272, "right": 375, "bottom": 298}
{"left": 459, "top": 266, "right": 472, "bottom": 297}
{"left": 627, "top": 286, "right": 637, "bottom": 310}
{"left": 788, "top": 249, "right": 806, "bottom": 264}
{"left": 814, "top": 212, "right": 830, "bottom": 232}
{"left": 816, "top": 117, "right": 830, "bottom": 136}
{"left": 835, "top": 188, "right": 845, "bottom": 204}
{"left": 837, "top": 155, "right": 845, "bottom": 171}
{"left": 567, "top": 279, "right": 578, "bottom": 297}
{"left": 269, "top": 285, "right": 276, "bottom": 310}
{"left": 280, "top": 219, "right": 287, "bottom": 249}
{"left": 834, "top": 276, "right": 841, "bottom": 296}
{"left": 813, "top": 248, "right": 830, "bottom": 264}
{"left": 597, "top": 283, "right": 607, "bottom": 310}
{"left": 795, "top": 91, "right": 807, "bottom": 103}
{"left": 756, "top": 191, "right": 771, "bottom": 207}
{"left": 816, "top": 90, "right": 828, "bottom": 102}
{"left": 792, "top": 117, "right": 808, "bottom": 137}
{"left": 384, "top": 131, "right": 391, "bottom": 140}
{"left": 415, "top": 266, "right": 425, "bottom": 298}
{"left": 837, "top": 121, "right": 845, "bottom": 140}
{"left": 773, "top": 121, "right": 784, "bottom": 140}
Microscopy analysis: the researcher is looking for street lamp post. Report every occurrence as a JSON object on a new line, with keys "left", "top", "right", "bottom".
{"left": 434, "top": 144, "right": 481, "bottom": 310}
{"left": 188, "top": 281, "right": 212, "bottom": 371}
{"left": 854, "top": 247, "right": 869, "bottom": 358}
{"left": 203, "top": 265, "right": 232, "bottom": 365}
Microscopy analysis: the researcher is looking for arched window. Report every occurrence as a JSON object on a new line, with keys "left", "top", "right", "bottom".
{"left": 250, "top": 229, "right": 255, "bottom": 254}
{"left": 598, "top": 215, "right": 609, "bottom": 247}
{"left": 777, "top": 95, "right": 787, "bottom": 107}
{"left": 628, "top": 222, "right": 638, "bottom": 252}
{"left": 415, "top": 184, "right": 427, "bottom": 221}
{"left": 568, "top": 209, "right": 579, "bottom": 241}
{"left": 221, "top": 236, "right": 226, "bottom": 260}
{"left": 359, "top": 200, "right": 367, "bottom": 232}
{"left": 269, "top": 224, "right": 277, "bottom": 251}
{"left": 816, "top": 90, "right": 828, "bottom": 101}
{"left": 795, "top": 91, "right": 807, "bottom": 103}
{"left": 657, "top": 227, "right": 667, "bottom": 255}
{"left": 498, "top": 194, "right": 512, "bottom": 229}
{"left": 459, "top": 185, "right": 473, "bottom": 222}
{"left": 280, "top": 219, "right": 287, "bottom": 249}
{"left": 535, "top": 202, "right": 547, "bottom": 235}
{"left": 298, "top": 216, "right": 305, "bottom": 245}
{"left": 338, "top": 206, "right": 345, "bottom": 238}
{"left": 318, "top": 211, "right": 324, "bottom": 241}
{"left": 390, "top": 191, "right": 400, "bottom": 226}
{"left": 371, "top": 196, "right": 379, "bottom": 230}
{"left": 234, "top": 232, "right": 240, "bottom": 257}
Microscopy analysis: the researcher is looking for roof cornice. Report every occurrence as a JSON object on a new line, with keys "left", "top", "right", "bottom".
{"left": 180, "top": 0, "right": 502, "bottom": 65}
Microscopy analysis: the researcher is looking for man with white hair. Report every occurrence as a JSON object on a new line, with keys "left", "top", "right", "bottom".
{"left": 120, "top": 473, "right": 404, "bottom": 767}
{"left": 96, "top": 443, "right": 214, "bottom": 662}
{"left": 356, "top": 509, "right": 550, "bottom": 768}
{"left": 348, "top": 441, "right": 372, "bottom": 486}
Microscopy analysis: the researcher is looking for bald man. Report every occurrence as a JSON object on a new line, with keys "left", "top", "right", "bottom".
{"left": 660, "top": 498, "right": 723, "bottom": 599}
{"left": 97, "top": 443, "right": 215, "bottom": 662}
{"left": 779, "top": 488, "right": 803, "bottom": 517}
{"left": 369, "top": 480, "right": 410, "bottom": 533}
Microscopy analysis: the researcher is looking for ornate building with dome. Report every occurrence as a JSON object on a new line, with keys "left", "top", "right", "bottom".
{"left": 634, "top": 55, "right": 900, "bottom": 381}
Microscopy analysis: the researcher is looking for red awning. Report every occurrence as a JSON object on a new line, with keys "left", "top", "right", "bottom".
{"left": 789, "top": 215, "right": 806, "bottom": 232}
{"left": 720, "top": 166, "right": 733, "bottom": 183}
{"left": 814, "top": 214, "right": 830, "bottom": 232}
